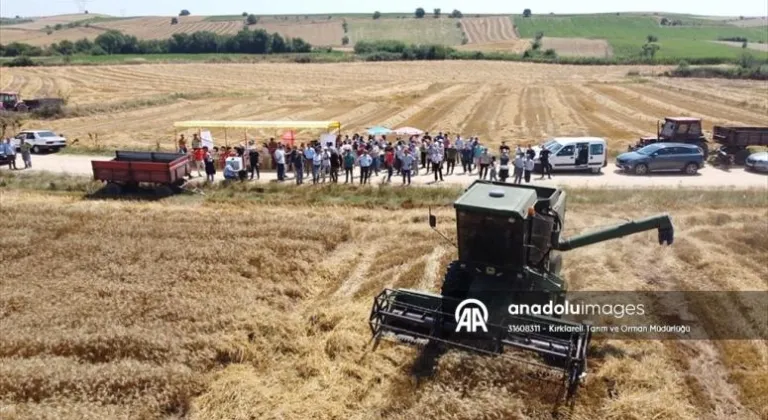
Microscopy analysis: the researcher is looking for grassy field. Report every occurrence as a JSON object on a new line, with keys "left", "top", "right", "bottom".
{"left": 347, "top": 18, "right": 464, "bottom": 45}
{"left": 0, "top": 172, "right": 766, "bottom": 419}
{"left": 515, "top": 15, "right": 768, "bottom": 60}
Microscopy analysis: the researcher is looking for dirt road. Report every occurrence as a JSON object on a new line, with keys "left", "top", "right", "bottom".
{"left": 17, "top": 153, "right": 768, "bottom": 189}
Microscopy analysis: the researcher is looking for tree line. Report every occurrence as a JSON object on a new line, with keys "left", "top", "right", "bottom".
{"left": 0, "top": 27, "right": 312, "bottom": 57}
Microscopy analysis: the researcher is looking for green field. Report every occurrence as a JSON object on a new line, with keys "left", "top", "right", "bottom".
{"left": 348, "top": 18, "right": 464, "bottom": 45}
{"left": 515, "top": 15, "right": 768, "bottom": 60}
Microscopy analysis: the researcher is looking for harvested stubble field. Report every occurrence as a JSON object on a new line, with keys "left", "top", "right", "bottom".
{"left": 1, "top": 61, "right": 767, "bottom": 153}
{"left": 0, "top": 179, "right": 766, "bottom": 419}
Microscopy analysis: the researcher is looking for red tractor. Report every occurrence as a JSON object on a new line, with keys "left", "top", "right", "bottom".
{"left": 0, "top": 92, "right": 29, "bottom": 112}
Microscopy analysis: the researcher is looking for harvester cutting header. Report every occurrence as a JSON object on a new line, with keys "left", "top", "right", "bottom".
{"left": 369, "top": 181, "right": 674, "bottom": 398}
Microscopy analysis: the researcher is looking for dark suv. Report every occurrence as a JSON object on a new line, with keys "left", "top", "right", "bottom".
{"left": 615, "top": 143, "right": 704, "bottom": 175}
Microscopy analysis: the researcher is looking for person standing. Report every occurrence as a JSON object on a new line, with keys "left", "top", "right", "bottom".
{"left": 461, "top": 144, "right": 472, "bottom": 174}
{"left": 473, "top": 141, "right": 483, "bottom": 173}
{"left": 321, "top": 147, "right": 331, "bottom": 183}
{"left": 513, "top": 153, "right": 525, "bottom": 184}
{"left": 343, "top": 149, "right": 355, "bottom": 183}
{"left": 431, "top": 145, "right": 443, "bottom": 182}
{"left": 274, "top": 145, "right": 286, "bottom": 181}
{"left": 312, "top": 146, "right": 323, "bottom": 184}
{"left": 526, "top": 144, "right": 536, "bottom": 160}
{"left": 193, "top": 146, "right": 204, "bottom": 177}
{"left": 490, "top": 157, "right": 498, "bottom": 182}
{"left": 293, "top": 148, "right": 304, "bottom": 185}
{"left": 401, "top": 149, "right": 414, "bottom": 185}
{"left": 203, "top": 146, "right": 216, "bottom": 182}
{"left": 524, "top": 154, "right": 535, "bottom": 183}
{"left": 20, "top": 138, "right": 32, "bottom": 169}
{"left": 384, "top": 146, "right": 394, "bottom": 183}
{"left": 177, "top": 134, "right": 187, "bottom": 154}
{"left": 498, "top": 151, "right": 510, "bottom": 183}
{"left": 330, "top": 148, "right": 341, "bottom": 183}
{"left": 303, "top": 144, "right": 315, "bottom": 177}
{"left": 539, "top": 148, "right": 552, "bottom": 180}
{"left": 370, "top": 143, "right": 381, "bottom": 177}
{"left": 3, "top": 138, "right": 16, "bottom": 170}
{"left": 248, "top": 146, "right": 260, "bottom": 180}
{"left": 359, "top": 150, "right": 372, "bottom": 184}
{"left": 478, "top": 148, "right": 491, "bottom": 179}
{"left": 444, "top": 142, "right": 457, "bottom": 175}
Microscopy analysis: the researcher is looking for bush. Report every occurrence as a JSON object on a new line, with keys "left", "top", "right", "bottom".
{"left": 4, "top": 56, "right": 36, "bottom": 67}
{"left": 363, "top": 52, "right": 403, "bottom": 62}
{"left": 171, "top": 17, "right": 178, "bottom": 25}
{"left": 246, "top": 14, "right": 258, "bottom": 25}
{"left": 373, "top": 11, "right": 381, "bottom": 20}
{"left": 342, "top": 20, "right": 348, "bottom": 33}
{"left": 242, "top": 12, "right": 248, "bottom": 17}
{"left": 354, "top": 39, "right": 407, "bottom": 54}
{"left": 523, "top": 9, "right": 532, "bottom": 18}
{"left": 179, "top": 9, "right": 190, "bottom": 16}
{"left": 342, "top": 36, "right": 349, "bottom": 45}
{"left": 415, "top": 8, "right": 425, "bottom": 18}
{"left": 719, "top": 36, "right": 748, "bottom": 43}
{"left": 449, "top": 9, "right": 463, "bottom": 18}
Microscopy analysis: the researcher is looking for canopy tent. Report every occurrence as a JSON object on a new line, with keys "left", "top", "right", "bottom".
{"left": 393, "top": 126, "right": 424, "bottom": 136}
{"left": 367, "top": 126, "right": 392, "bottom": 136}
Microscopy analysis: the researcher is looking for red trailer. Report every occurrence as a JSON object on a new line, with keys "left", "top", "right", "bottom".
{"left": 91, "top": 151, "right": 191, "bottom": 195}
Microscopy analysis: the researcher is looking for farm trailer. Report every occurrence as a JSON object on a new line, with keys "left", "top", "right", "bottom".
{"left": 712, "top": 126, "right": 768, "bottom": 165}
{"left": 91, "top": 151, "right": 191, "bottom": 195}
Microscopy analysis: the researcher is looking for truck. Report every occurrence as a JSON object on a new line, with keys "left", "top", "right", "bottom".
{"left": 91, "top": 151, "right": 191, "bottom": 196}
{"left": 712, "top": 126, "right": 768, "bottom": 165}
{"left": 0, "top": 91, "right": 65, "bottom": 112}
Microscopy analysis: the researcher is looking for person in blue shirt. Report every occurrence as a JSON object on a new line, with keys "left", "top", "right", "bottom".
{"left": 223, "top": 160, "right": 238, "bottom": 180}
{"left": 401, "top": 149, "right": 414, "bottom": 185}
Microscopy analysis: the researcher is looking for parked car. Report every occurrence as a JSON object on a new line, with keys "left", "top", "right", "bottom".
{"left": 533, "top": 137, "right": 607, "bottom": 173}
{"left": 745, "top": 151, "right": 768, "bottom": 173}
{"left": 615, "top": 143, "right": 704, "bottom": 175}
{"left": 12, "top": 130, "right": 67, "bottom": 153}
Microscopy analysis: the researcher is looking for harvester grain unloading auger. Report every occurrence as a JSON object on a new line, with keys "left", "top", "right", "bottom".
{"left": 369, "top": 181, "right": 674, "bottom": 398}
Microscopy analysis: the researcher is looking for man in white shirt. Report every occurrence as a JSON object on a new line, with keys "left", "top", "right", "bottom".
{"left": 312, "top": 146, "right": 323, "bottom": 184}
{"left": 358, "top": 151, "right": 373, "bottom": 184}
{"left": 274, "top": 145, "right": 286, "bottom": 181}
{"left": 524, "top": 155, "right": 535, "bottom": 183}
{"left": 513, "top": 153, "right": 525, "bottom": 184}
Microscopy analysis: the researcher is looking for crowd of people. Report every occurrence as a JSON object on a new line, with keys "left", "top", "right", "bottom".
{"left": 177, "top": 131, "right": 555, "bottom": 185}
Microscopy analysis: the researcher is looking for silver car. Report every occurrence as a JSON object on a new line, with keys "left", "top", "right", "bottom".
{"left": 745, "top": 151, "right": 768, "bottom": 173}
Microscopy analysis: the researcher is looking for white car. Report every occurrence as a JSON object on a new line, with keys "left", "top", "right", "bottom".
{"left": 532, "top": 137, "right": 607, "bottom": 174}
{"left": 745, "top": 151, "right": 768, "bottom": 173}
{"left": 13, "top": 130, "right": 67, "bottom": 153}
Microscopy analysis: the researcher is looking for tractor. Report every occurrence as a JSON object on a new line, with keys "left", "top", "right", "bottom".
{"left": 369, "top": 181, "right": 674, "bottom": 398}
{"left": 628, "top": 117, "right": 709, "bottom": 159}
{"left": 0, "top": 92, "right": 28, "bottom": 112}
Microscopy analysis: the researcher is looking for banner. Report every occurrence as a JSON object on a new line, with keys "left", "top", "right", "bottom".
{"left": 320, "top": 133, "right": 336, "bottom": 150}
{"left": 200, "top": 130, "right": 214, "bottom": 149}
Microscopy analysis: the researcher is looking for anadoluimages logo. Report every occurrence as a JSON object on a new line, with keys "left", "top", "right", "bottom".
{"left": 455, "top": 299, "right": 488, "bottom": 333}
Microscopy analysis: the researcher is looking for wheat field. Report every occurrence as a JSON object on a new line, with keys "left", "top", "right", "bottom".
{"left": 1, "top": 62, "right": 766, "bottom": 151}
{"left": 0, "top": 184, "right": 766, "bottom": 420}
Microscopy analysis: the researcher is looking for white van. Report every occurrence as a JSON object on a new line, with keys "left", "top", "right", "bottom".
{"left": 534, "top": 137, "right": 607, "bottom": 173}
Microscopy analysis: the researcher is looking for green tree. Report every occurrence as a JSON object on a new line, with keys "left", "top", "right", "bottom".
{"left": 94, "top": 30, "right": 127, "bottom": 54}
{"left": 415, "top": 8, "right": 425, "bottom": 18}
{"left": 373, "top": 11, "right": 381, "bottom": 20}
{"left": 242, "top": 12, "right": 248, "bottom": 17}
{"left": 179, "top": 9, "right": 190, "bottom": 16}
{"left": 523, "top": 9, "right": 532, "bottom": 18}
{"left": 642, "top": 42, "right": 660, "bottom": 58}
{"left": 647, "top": 35, "right": 658, "bottom": 43}
{"left": 433, "top": 8, "right": 441, "bottom": 18}
{"left": 450, "top": 10, "right": 463, "bottom": 18}
{"left": 342, "top": 20, "right": 348, "bottom": 32}
{"left": 342, "top": 36, "right": 349, "bottom": 45}
{"left": 246, "top": 14, "right": 258, "bottom": 25}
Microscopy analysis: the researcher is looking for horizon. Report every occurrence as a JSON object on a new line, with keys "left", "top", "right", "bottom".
{"left": 1, "top": 0, "right": 766, "bottom": 19}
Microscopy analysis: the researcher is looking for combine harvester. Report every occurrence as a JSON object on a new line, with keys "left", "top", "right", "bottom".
{"left": 369, "top": 181, "right": 674, "bottom": 398}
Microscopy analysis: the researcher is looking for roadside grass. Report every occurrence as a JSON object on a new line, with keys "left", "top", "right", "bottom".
{"left": 515, "top": 15, "right": 768, "bottom": 60}
{"left": 2, "top": 170, "right": 765, "bottom": 210}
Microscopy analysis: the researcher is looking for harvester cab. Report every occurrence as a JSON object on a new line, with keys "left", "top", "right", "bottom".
{"left": 369, "top": 181, "right": 674, "bottom": 398}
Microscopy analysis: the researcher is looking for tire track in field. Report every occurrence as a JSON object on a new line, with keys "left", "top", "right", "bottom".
{"left": 593, "top": 84, "right": 736, "bottom": 131}
{"left": 546, "top": 85, "right": 588, "bottom": 137}
{"left": 462, "top": 85, "right": 510, "bottom": 140}
{"left": 500, "top": 16, "right": 517, "bottom": 39}
{"left": 576, "top": 84, "right": 660, "bottom": 132}
{"left": 432, "top": 83, "right": 495, "bottom": 135}
{"left": 649, "top": 79, "right": 768, "bottom": 113}
{"left": 377, "top": 83, "right": 466, "bottom": 130}
{"left": 560, "top": 85, "right": 646, "bottom": 146}
{"left": 523, "top": 86, "right": 556, "bottom": 139}
{"left": 401, "top": 84, "right": 477, "bottom": 132}
{"left": 510, "top": 86, "right": 529, "bottom": 138}
{"left": 621, "top": 83, "right": 768, "bottom": 126}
